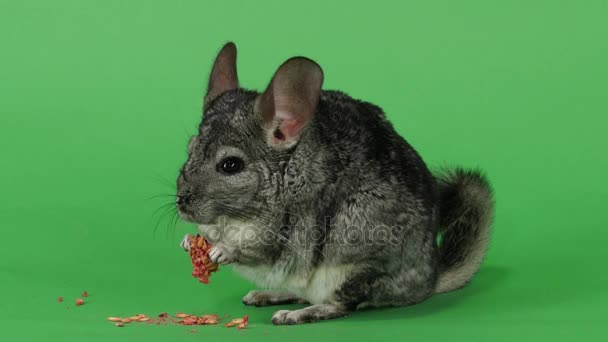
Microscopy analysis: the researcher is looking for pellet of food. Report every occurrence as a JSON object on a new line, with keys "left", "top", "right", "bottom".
{"left": 181, "top": 319, "right": 196, "bottom": 325}
{"left": 198, "top": 314, "right": 219, "bottom": 325}
{"left": 187, "top": 234, "right": 219, "bottom": 284}
{"left": 224, "top": 315, "right": 248, "bottom": 329}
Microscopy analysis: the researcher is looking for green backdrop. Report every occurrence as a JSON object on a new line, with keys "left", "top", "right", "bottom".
{"left": 1, "top": 0, "right": 606, "bottom": 341}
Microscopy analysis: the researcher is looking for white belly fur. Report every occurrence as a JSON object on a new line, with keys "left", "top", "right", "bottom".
{"left": 233, "top": 263, "right": 356, "bottom": 304}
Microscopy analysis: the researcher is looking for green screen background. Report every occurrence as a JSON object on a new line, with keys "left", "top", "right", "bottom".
{"left": 1, "top": 0, "right": 606, "bottom": 341}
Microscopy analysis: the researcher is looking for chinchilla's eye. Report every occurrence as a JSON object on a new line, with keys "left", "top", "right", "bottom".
{"left": 217, "top": 157, "right": 244, "bottom": 175}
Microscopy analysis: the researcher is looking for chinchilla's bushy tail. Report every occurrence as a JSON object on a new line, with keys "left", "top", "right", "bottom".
{"left": 434, "top": 168, "right": 494, "bottom": 294}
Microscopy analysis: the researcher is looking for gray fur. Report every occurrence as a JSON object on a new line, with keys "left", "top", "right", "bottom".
{"left": 435, "top": 169, "right": 494, "bottom": 294}
{"left": 176, "top": 43, "right": 494, "bottom": 324}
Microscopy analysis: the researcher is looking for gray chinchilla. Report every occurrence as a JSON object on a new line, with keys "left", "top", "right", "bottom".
{"left": 176, "top": 42, "right": 494, "bottom": 325}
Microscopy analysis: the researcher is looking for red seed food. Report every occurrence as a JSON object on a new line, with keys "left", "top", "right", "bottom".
{"left": 237, "top": 315, "right": 249, "bottom": 330}
{"left": 58, "top": 297, "right": 63, "bottom": 302}
{"left": 106, "top": 312, "right": 235, "bottom": 329}
{"left": 187, "top": 234, "right": 218, "bottom": 284}
{"left": 198, "top": 314, "right": 219, "bottom": 325}
{"left": 75, "top": 298, "right": 84, "bottom": 306}
{"left": 82, "top": 291, "right": 88, "bottom": 297}
{"left": 225, "top": 315, "right": 248, "bottom": 329}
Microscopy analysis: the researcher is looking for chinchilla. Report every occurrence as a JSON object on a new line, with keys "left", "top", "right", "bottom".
{"left": 176, "top": 42, "right": 494, "bottom": 325}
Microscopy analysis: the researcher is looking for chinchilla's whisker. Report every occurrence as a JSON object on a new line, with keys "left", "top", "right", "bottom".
{"left": 154, "top": 207, "right": 172, "bottom": 237}
{"left": 164, "top": 210, "right": 173, "bottom": 240}
{"left": 145, "top": 193, "right": 176, "bottom": 201}
{"left": 164, "top": 207, "right": 179, "bottom": 240}
{"left": 152, "top": 202, "right": 176, "bottom": 217}
{"left": 169, "top": 207, "right": 180, "bottom": 230}
{"left": 162, "top": 204, "right": 182, "bottom": 238}
{"left": 153, "top": 173, "right": 177, "bottom": 191}
{"left": 173, "top": 211, "right": 182, "bottom": 236}
{"left": 153, "top": 202, "right": 176, "bottom": 237}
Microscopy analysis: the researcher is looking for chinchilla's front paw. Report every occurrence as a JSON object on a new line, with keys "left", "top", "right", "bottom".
{"left": 180, "top": 234, "right": 191, "bottom": 251}
{"left": 208, "top": 244, "right": 234, "bottom": 265}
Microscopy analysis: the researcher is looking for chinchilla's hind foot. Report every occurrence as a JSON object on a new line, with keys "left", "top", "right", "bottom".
{"left": 271, "top": 304, "right": 348, "bottom": 325}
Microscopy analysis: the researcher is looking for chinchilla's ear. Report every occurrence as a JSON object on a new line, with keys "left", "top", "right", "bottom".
{"left": 255, "top": 57, "right": 323, "bottom": 149}
{"left": 205, "top": 42, "right": 239, "bottom": 107}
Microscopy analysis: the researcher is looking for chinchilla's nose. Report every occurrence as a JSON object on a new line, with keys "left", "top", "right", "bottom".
{"left": 176, "top": 193, "right": 194, "bottom": 211}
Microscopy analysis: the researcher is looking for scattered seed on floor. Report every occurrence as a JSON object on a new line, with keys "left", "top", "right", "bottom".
{"left": 224, "top": 315, "right": 249, "bottom": 329}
